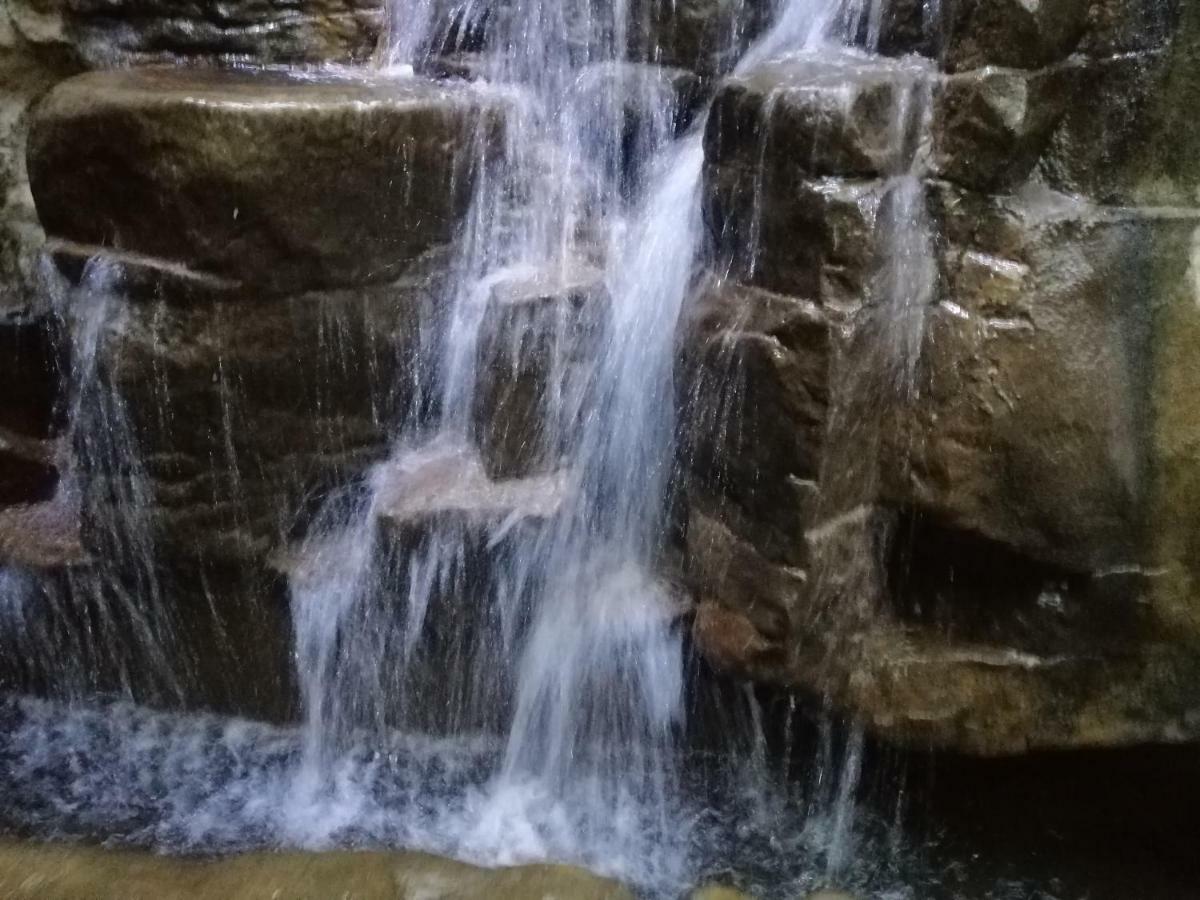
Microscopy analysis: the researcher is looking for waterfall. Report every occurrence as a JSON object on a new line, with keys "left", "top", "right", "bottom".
{"left": 0, "top": 0, "right": 948, "bottom": 894}
{"left": 278, "top": 0, "right": 931, "bottom": 889}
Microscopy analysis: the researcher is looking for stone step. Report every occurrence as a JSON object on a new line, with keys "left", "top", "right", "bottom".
{"left": 375, "top": 440, "right": 570, "bottom": 543}
{"left": 705, "top": 49, "right": 1074, "bottom": 193}
{"left": 27, "top": 66, "right": 507, "bottom": 295}
{"left": 470, "top": 262, "right": 610, "bottom": 479}
{"left": 0, "top": 429, "right": 59, "bottom": 508}
{"left": 0, "top": 495, "right": 86, "bottom": 570}
{"left": 280, "top": 441, "right": 571, "bottom": 592}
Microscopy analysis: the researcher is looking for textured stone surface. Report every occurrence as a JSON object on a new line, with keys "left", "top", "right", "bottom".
{"left": 897, "top": 185, "right": 1197, "bottom": 575}
{"left": 472, "top": 264, "right": 609, "bottom": 478}
{"left": 705, "top": 53, "right": 929, "bottom": 181}
{"left": 28, "top": 66, "right": 504, "bottom": 295}
{"left": 0, "top": 306, "right": 62, "bottom": 438}
{"left": 61, "top": 0, "right": 383, "bottom": 66}
{"left": 939, "top": 0, "right": 1090, "bottom": 72}
{"left": 85, "top": 262, "right": 435, "bottom": 570}
{"left": 931, "top": 64, "right": 1075, "bottom": 191}
{"left": 706, "top": 51, "right": 1075, "bottom": 200}
{"left": 627, "top": 0, "right": 770, "bottom": 75}
{"left": 0, "top": 438, "right": 57, "bottom": 504}
{"left": 376, "top": 442, "right": 569, "bottom": 544}
{"left": 684, "top": 175, "right": 1200, "bottom": 751}
{"left": 706, "top": 169, "right": 884, "bottom": 304}
{"left": 0, "top": 841, "right": 634, "bottom": 900}
{"left": 678, "top": 278, "right": 831, "bottom": 562}
{"left": 687, "top": 0, "right": 1200, "bottom": 751}
{"left": 0, "top": 1, "right": 82, "bottom": 310}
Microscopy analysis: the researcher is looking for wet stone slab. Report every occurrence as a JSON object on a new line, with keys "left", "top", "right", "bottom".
{"left": 471, "top": 263, "right": 611, "bottom": 479}
{"left": 27, "top": 66, "right": 507, "bottom": 295}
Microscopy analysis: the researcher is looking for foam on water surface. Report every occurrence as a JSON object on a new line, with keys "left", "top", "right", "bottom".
{"left": 0, "top": 694, "right": 1066, "bottom": 899}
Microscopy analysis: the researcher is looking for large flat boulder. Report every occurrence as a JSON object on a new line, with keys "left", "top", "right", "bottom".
{"left": 0, "top": 840, "right": 634, "bottom": 900}
{"left": 27, "top": 66, "right": 505, "bottom": 294}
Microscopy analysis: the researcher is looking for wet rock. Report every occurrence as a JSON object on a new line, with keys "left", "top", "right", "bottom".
{"left": 295, "top": 442, "right": 575, "bottom": 731}
{"left": 375, "top": 442, "right": 569, "bottom": 547}
{"left": 931, "top": 64, "right": 1076, "bottom": 191}
{"left": 689, "top": 885, "right": 757, "bottom": 900}
{"left": 1081, "top": 0, "right": 1180, "bottom": 55}
{"left": 0, "top": 308, "right": 63, "bottom": 439}
{"left": 873, "top": 0, "right": 938, "bottom": 58}
{"left": 706, "top": 52, "right": 1077, "bottom": 198}
{"left": 27, "top": 66, "right": 505, "bottom": 295}
{"left": 939, "top": 0, "right": 1090, "bottom": 72}
{"left": 628, "top": 0, "right": 771, "bottom": 76}
{"left": 678, "top": 279, "right": 832, "bottom": 562}
{"left": 0, "top": 496, "right": 85, "bottom": 569}
{"left": 684, "top": 169, "right": 1200, "bottom": 752}
{"left": 70, "top": 250, "right": 440, "bottom": 575}
{"left": 0, "top": 2, "right": 82, "bottom": 310}
{"left": 686, "top": 506, "right": 800, "bottom": 667}
{"left": 705, "top": 165, "right": 885, "bottom": 303}
{"left": 705, "top": 52, "right": 929, "bottom": 181}
{"left": 62, "top": 0, "right": 384, "bottom": 66}
{"left": 0, "top": 427, "right": 57, "bottom": 506}
{"left": 472, "top": 263, "right": 609, "bottom": 478}
{"left": 1039, "top": 2, "right": 1200, "bottom": 205}
{"left": 0, "top": 840, "right": 635, "bottom": 899}
{"left": 818, "top": 187, "right": 1200, "bottom": 752}
{"left": 573, "top": 61, "right": 703, "bottom": 188}
{"left": 1037, "top": 51, "right": 1160, "bottom": 203}
{"left": 903, "top": 184, "right": 1197, "bottom": 575}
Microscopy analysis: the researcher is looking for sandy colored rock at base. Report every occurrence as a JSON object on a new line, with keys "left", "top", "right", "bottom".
{"left": 0, "top": 841, "right": 634, "bottom": 900}
{"left": 691, "top": 885, "right": 757, "bottom": 900}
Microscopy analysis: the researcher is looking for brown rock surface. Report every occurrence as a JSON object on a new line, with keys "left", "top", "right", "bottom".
{"left": 27, "top": 66, "right": 505, "bottom": 294}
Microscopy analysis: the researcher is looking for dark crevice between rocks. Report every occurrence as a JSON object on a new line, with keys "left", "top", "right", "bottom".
{"left": 886, "top": 508, "right": 1155, "bottom": 658}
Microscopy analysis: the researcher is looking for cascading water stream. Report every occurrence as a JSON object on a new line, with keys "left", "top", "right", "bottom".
{"left": 282, "top": 0, "right": 932, "bottom": 888}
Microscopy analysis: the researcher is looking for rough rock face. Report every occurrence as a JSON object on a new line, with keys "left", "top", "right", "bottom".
{"left": 471, "top": 264, "right": 610, "bottom": 478}
{"left": 15, "top": 65, "right": 499, "bottom": 718}
{"left": 61, "top": 0, "right": 383, "bottom": 66}
{"left": 29, "top": 67, "right": 503, "bottom": 294}
{"left": 684, "top": 0, "right": 1200, "bottom": 752}
{"left": 1, "top": 1, "right": 82, "bottom": 310}
{"left": 0, "top": 841, "right": 635, "bottom": 900}
{"left": 26, "top": 66, "right": 502, "bottom": 558}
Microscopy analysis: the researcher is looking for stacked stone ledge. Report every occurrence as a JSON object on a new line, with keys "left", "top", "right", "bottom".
{"left": 9, "top": 62, "right": 505, "bottom": 718}
{"left": 681, "top": 0, "right": 1200, "bottom": 753}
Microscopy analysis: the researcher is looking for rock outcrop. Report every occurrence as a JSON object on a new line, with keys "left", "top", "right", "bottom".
{"left": 9, "top": 0, "right": 1200, "bottom": 759}
{"left": 30, "top": 67, "right": 501, "bottom": 294}
{"left": 13, "top": 65, "right": 502, "bottom": 718}
{"left": 683, "top": 0, "right": 1200, "bottom": 752}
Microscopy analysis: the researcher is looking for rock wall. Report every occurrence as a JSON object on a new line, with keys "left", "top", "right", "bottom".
{"left": 682, "top": 0, "right": 1200, "bottom": 752}
{"left": 0, "top": 0, "right": 772, "bottom": 718}
{"left": 6, "top": 0, "right": 1200, "bottom": 755}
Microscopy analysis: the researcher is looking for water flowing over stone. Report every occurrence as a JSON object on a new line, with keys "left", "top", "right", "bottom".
{"left": 2, "top": 0, "right": 1200, "bottom": 896}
